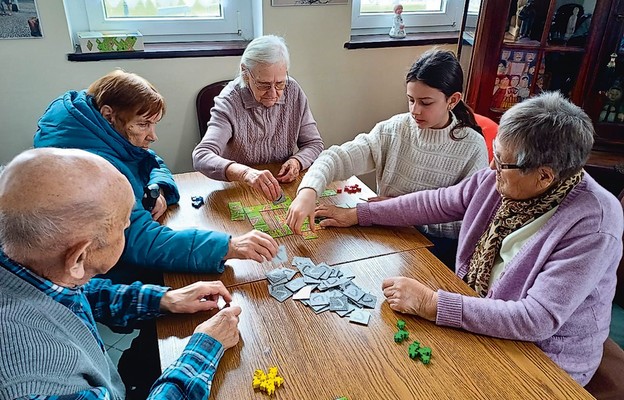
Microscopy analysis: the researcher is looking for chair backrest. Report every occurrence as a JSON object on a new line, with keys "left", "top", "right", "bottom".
{"left": 474, "top": 113, "right": 498, "bottom": 162}
{"left": 196, "top": 80, "right": 230, "bottom": 141}
{"left": 616, "top": 192, "right": 624, "bottom": 308}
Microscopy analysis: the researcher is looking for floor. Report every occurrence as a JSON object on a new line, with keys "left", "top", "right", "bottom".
{"left": 97, "top": 323, "right": 140, "bottom": 366}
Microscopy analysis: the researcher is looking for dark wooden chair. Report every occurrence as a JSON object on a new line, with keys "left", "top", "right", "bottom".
{"left": 584, "top": 191, "right": 624, "bottom": 399}
{"left": 195, "top": 80, "right": 230, "bottom": 141}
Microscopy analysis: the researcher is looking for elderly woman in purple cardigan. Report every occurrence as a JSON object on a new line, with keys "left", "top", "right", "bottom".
{"left": 312, "top": 92, "right": 623, "bottom": 386}
{"left": 192, "top": 35, "right": 324, "bottom": 201}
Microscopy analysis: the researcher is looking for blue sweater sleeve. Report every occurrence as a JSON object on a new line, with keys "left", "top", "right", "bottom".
{"left": 148, "top": 151, "right": 180, "bottom": 206}
{"left": 122, "top": 207, "right": 230, "bottom": 273}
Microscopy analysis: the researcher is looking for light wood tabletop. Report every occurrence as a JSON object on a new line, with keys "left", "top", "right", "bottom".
{"left": 156, "top": 249, "right": 592, "bottom": 399}
{"left": 161, "top": 167, "right": 430, "bottom": 288}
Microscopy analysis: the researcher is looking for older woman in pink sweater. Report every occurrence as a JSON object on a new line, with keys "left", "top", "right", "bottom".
{"left": 192, "top": 35, "right": 324, "bottom": 201}
{"left": 313, "top": 92, "right": 623, "bottom": 386}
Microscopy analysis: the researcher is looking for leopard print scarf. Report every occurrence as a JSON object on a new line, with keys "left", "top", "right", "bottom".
{"left": 465, "top": 170, "right": 583, "bottom": 297}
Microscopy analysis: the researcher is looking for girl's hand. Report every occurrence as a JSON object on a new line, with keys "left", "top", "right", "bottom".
{"left": 286, "top": 188, "right": 317, "bottom": 235}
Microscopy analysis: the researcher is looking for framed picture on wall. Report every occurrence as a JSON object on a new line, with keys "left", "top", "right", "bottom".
{"left": 0, "top": 0, "right": 43, "bottom": 39}
{"left": 272, "top": 0, "right": 348, "bottom": 6}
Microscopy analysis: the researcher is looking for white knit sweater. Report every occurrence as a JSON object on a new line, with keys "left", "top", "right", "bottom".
{"left": 298, "top": 112, "right": 488, "bottom": 238}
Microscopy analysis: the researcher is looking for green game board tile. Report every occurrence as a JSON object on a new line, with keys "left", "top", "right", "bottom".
{"left": 244, "top": 205, "right": 265, "bottom": 214}
{"left": 320, "top": 189, "right": 337, "bottom": 197}
{"left": 268, "top": 229, "right": 289, "bottom": 238}
{"left": 254, "top": 221, "right": 270, "bottom": 230}
{"left": 228, "top": 201, "right": 245, "bottom": 221}
{"left": 302, "top": 231, "right": 318, "bottom": 240}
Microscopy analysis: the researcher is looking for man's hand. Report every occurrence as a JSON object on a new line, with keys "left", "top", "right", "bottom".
{"left": 195, "top": 306, "right": 242, "bottom": 350}
{"left": 225, "top": 230, "right": 279, "bottom": 262}
{"left": 314, "top": 204, "right": 359, "bottom": 228}
{"left": 286, "top": 188, "right": 317, "bottom": 235}
{"left": 160, "top": 281, "right": 232, "bottom": 314}
{"left": 276, "top": 158, "right": 301, "bottom": 183}
{"left": 151, "top": 193, "right": 167, "bottom": 220}
{"left": 381, "top": 277, "right": 438, "bottom": 321}
{"left": 241, "top": 167, "right": 281, "bottom": 201}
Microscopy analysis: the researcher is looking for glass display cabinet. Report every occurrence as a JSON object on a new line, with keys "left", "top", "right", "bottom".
{"left": 458, "top": 0, "right": 624, "bottom": 195}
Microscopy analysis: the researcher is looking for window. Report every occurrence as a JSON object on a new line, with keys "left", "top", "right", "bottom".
{"left": 351, "top": 0, "right": 464, "bottom": 35}
{"left": 64, "top": 0, "right": 254, "bottom": 44}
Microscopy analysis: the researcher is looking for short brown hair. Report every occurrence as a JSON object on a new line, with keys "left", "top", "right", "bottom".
{"left": 87, "top": 69, "right": 166, "bottom": 125}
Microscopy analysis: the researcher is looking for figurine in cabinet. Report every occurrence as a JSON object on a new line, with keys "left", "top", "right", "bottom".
{"left": 565, "top": 7, "right": 579, "bottom": 40}
{"left": 599, "top": 84, "right": 623, "bottom": 123}
{"left": 518, "top": 0, "right": 536, "bottom": 39}
{"left": 509, "top": 0, "right": 528, "bottom": 40}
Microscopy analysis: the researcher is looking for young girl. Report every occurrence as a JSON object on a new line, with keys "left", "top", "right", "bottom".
{"left": 286, "top": 49, "right": 488, "bottom": 267}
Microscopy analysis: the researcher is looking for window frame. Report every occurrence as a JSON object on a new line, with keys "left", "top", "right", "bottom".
{"left": 351, "top": 0, "right": 464, "bottom": 35}
{"left": 68, "top": 0, "right": 253, "bottom": 43}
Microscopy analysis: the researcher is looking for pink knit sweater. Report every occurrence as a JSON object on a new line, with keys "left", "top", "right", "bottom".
{"left": 192, "top": 77, "right": 324, "bottom": 181}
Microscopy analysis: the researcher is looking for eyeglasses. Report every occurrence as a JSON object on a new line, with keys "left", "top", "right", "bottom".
{"left": 492, "top": 152, "right": 522, "bottom": 172}
{"left": 246, "top": 69, "right": 288, "bottom": 92}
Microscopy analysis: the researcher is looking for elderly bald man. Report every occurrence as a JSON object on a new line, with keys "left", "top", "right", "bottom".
{"left": 0, "top": 148, "right": 241, "bottom": 400}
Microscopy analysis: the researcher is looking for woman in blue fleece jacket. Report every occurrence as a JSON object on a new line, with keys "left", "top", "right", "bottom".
{"left": 34, "top": 70, "right": 278, "bottom": 283}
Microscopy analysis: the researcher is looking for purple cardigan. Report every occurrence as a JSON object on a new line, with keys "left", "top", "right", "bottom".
{"left": 357, "top": 168, "right": 623, "bottom": 385}
{"left": 192, "top": 77, "right": 324, "bottom": 181}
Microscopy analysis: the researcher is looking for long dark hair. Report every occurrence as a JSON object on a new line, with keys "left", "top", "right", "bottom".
{"left": 406, "top": 49, "right": 483, "bottom": 140}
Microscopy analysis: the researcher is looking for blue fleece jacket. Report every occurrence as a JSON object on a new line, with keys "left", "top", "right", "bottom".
{"left": 34, "top": 90, "right": 229, "bottom": 275}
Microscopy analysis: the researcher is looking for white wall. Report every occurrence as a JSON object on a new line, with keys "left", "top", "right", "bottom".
{"left": 0, "top": 0, "right": 455, "bottom": 173}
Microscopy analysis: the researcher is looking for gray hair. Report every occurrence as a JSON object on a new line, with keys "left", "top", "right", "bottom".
{"left": 497, "top": 91, "right": 594, "bottom": 180}
{"left": 238, "top": 35, "right": 290, "bottom": 87}
{"left": 0, "top": 201, "right": 111, "bottom": 262}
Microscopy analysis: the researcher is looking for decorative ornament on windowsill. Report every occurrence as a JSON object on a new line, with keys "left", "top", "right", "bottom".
{"left": 389, "top": 4, "right": 406, "bottom": 39}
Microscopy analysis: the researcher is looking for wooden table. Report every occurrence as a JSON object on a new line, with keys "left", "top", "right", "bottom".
{"left": 157, "top": 249, "right": 592, "bottom": 399}
{"left": 161, "top": 168, "right": 430, "bottom": 288}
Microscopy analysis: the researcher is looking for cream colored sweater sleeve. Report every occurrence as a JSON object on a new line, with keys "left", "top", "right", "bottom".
{"left": 297, "top": 122, "right": 386, "bottom": 195}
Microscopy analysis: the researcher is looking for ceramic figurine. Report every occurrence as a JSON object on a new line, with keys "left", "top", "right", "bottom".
{"left": 389, "top": 4, "right": 406, "bottom": 39}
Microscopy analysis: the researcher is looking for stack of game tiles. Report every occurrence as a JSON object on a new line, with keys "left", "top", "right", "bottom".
{"left": 265, "top": 256, "right": 376, "bottom": 326}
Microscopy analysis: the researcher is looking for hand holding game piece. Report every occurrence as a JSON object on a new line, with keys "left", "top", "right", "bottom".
{"left": 272, "top": 191, "right": 286, "bottom": 205}
{"left": 314, "top": 204, "right": 359, "bottom": 228}
{"left": 382, "top": 277, "right": 438, "bottom": 321}
{"left": 241, "top": 167, "right": 281, "bottom": 201}
{"left": 160, "top": 280, "right": 233, "bottom": 313}
{"left": 195, "top": 305, "right": 242, "bottom": 349}
{"left": 286, "top": 187, "right": 317, "bottom": 235}
{"left": 225, "top": 230, "right": 279, "bottom": 263}
{"left": 276, "top": 158, "right": 301, "bottom": 183}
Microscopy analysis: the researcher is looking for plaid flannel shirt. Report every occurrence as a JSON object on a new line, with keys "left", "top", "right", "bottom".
{"left": 2, "top": 253, "right": 224, "bottom": 400}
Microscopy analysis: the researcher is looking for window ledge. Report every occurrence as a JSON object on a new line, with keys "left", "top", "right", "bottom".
{"left": 67, "top": 40, "right": 249, "bottom": 62}
{"left": 344, "top": 32, "right": 458, "bottom": 50}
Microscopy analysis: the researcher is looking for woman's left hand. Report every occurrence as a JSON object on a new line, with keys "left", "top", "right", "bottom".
{"left": 151, "top": 193, "right": 167, "bottom": 220}
{"left": 315, "top": 204, "right": 359, "bottom": 228}
{"left": 382, "top": 277, "right": 438, "bottom": 321}
{"left": 276, "top": 158, "right": 301, "bottom": 183}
